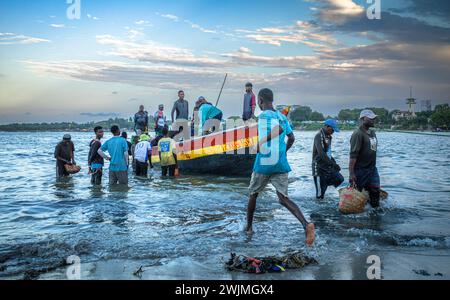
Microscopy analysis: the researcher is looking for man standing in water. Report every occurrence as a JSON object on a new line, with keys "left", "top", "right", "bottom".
{"left": 134, "top": 105, "right": 149, "bottom": 134}
{"left": 171, "top": 90, "right": 189, "bottom": 123}
{"left": 88, "top": 126, "right": 105, "bottom": 185}
{"left": 312, "top": 119, "right": 344, "bottom": 199}
{"left": 246, "top": 88, "right": 315, "bottom": 246}
{"left": 98, "top": 125, "right": 129, "bottom": 186}
{"left": 349, "top": 110, "right": 380, "bottom": 208}
{"left": 54, "top": 134, "right": 76, "bottom": 178}
{"left": 243, "top": 82, "right": 256, "bottom": 122}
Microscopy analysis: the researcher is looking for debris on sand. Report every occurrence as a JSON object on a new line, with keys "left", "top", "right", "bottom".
{"left": 413, "top": 269, "right": 431, "bottom": 276}
{"left": 225, "top": 251, "right": 317, "bottom": 274}
{"left": 133, "top": 266, "right": 144, "bottom": 278}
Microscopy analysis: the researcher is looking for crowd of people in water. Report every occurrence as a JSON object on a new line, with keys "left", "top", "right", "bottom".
{"left": 54, "top": 82, "right": 381, "bottom": 247}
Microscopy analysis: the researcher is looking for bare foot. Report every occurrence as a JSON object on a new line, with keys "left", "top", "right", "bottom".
{"left": 305, "top": 223, "right": 315, "bottom": 247}
{"left": 246, "top": 227, "right": 253, "bottom": 235}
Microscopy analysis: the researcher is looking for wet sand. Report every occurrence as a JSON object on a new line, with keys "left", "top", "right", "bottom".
{"left": 37, "top": 248, "right": 449, "bottom": 280}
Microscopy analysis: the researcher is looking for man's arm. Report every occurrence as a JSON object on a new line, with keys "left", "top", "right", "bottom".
{"left": 124, "top": 151, "right": 129, "bottom": 168}
{"left": 349, "top": 158, "right": 357, "bottom": 183}
{"left": 88, "top": 141, "right": 99, "bottom": 166}
{"left": 251, "top": 94, "right": 256, "bottom": 117}
{"left": 97, "top": 149, "right": 111, "bottom": 161}
{"left": 171, "top": 103, "right": 177, "bottom": 123}
{"left": 349, "top": 133, "right": 361, "bottom": 183}
{"left": 148, "top": 149, "right": 153, "bottom": 168}
{"left": 259, "top": 125, "right": 284, "bottom": 147}
{"left": 314, "top": 134, "right": 333, "bottom": 165}
{"left": 286, "top": 132, "right": 295, "bottom": 152}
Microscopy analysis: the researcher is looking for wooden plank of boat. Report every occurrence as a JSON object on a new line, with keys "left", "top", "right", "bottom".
{"left": 151, "top": 124, "right": 258, "bottom": 176}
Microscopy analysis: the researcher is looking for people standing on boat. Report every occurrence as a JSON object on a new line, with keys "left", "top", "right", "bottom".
{"left": 134, "top": 134, "right": 153, "bottom": 177}
{"left": 243, "top": 82, "right": 256, "bottom": 122}
{"left": 154, "top": 104, "right": 167, "bottom": 136}
{"left": 134, "top": 105, "right": 149, "bottom": 134}
{"left": 312, "top": 119, "right": 344, "bottom": 199}
{"left": 246, "top": 88, "right": 315, "bottom": 246}
{"left": 349, "top": 110, "right": 380, "bottom": 208}
{"left": 158, "top": 126, "right": 178, "bottom": 177}
{"left": 191, "top": 105, "right": 200, "bottom": 137}
{"left": 98, "top": 125, "right": 129, "bottom": 186}
{"left": 88, "top": 126, "right": 105, "bottom": 185}
{"left": 54, "top": 134, "right": 76, "bottom": 178}
{"left": 171, "top": 90, "right": 189, "bottom": 123}
{"left": 197, "top": 96, "right": 223, "bottom": 135}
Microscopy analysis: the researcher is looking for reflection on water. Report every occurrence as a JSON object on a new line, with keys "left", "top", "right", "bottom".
{"left": 0, "top": 131, "right": 449, "bottom": 279}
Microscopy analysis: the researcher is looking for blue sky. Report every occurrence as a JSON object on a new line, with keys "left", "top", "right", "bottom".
{"left": 0, "top": 0, "right": 449, "bottom": 123}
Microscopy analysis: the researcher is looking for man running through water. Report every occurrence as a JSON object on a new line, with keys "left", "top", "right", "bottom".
{"left": 246, "top": 88, "right": 315, "bottom": 246}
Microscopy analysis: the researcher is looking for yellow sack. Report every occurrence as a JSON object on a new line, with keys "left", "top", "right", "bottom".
{"left": 338, "top": 185, "right": 369, "bottom": 214}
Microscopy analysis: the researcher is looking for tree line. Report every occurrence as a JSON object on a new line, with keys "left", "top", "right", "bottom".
{"left": 0, "top": 104, "right": 449, "bottom": 132}
{"left": 289, "top": 104, "right": 450, "bottom": 130}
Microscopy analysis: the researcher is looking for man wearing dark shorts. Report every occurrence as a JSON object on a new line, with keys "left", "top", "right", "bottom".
{"left": 349, "top": 109, "right": 380, "bottom": 208}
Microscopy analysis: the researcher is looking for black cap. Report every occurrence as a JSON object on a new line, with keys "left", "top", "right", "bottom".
{"left": 245, "top": 82, "right": 253, "bottom": 87}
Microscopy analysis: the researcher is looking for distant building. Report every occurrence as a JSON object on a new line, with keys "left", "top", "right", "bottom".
{"left": 421, "top": 100, "right": 432, "bottom": 112}
{"left": 392, "top": 111, "right": 416, "bottom": 121}
{"left": 394, "top": 87, "right": 418, "bottom": 121}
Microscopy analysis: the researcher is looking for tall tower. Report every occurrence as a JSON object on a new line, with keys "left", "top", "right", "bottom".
{"left": 406, "top": 86, "right": 417, "bottom": 116}
{"left": 421, "top": 100, "right": 432, "bottom": 112}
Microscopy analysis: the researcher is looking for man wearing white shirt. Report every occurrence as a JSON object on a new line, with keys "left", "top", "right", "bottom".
{"left": 134, "top": 134, "right": 153, "bottom": 177}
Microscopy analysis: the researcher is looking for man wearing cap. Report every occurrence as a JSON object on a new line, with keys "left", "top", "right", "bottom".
{"left": 134, "top": 134, "right": 153, "bottom": 177}
{"left": 197, "top": 96, "right": 223, "bottom": 135}
{"left": 349, "top": 109, "right": 380, "bottom": 208}
{"left": 312, "top": 119, "right": 344, "bottom": 199}
{"left": 54, "top": 134, "right": 76, "bottom": 178}
{"left": 243, "top": 82, "right": 256, "bottom": 122}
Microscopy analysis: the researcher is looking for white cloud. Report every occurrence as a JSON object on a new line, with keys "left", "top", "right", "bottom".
{"left": 317, "top": 0, "right": 365, "bottom": 24}
{"left": 50, "top": 24, "right": 65, "bottom": 28}
{"left": 134, "top": 20, "right": 152, "bottom": 26}
{"left": 159, "top": 14, "right": 179, "bottom": 22}
{"left": 87, "top": 14, "right": 100, "bottom": 21}
{"left": 96, "top": 35, "right": 229, "bottom": 68}
{"left": 235, "top": 20, "right": 337, "bottom": 48}
{"left": 0, "top": 33, "right": 50, "bottom": 45}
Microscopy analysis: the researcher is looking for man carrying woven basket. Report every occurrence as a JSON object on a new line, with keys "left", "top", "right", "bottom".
{"left": 349, "top": 110, "right": 380, "bottom": 208}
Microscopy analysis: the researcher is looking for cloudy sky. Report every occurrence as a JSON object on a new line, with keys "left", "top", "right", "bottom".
{"left": 0, "top": 0, "right": 449, "bottom": 123}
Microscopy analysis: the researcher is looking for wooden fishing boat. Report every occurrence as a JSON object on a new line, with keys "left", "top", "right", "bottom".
{"left": 150, "top": 124, "right": 258, "bottom": 176}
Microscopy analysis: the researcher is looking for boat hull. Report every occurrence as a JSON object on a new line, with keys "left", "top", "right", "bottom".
{"left": 151, "top": 124, "right": 258, "bottom": 176}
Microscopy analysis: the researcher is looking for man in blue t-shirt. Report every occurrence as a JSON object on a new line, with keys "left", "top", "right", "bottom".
{"left": 98, "top": 125, "right": 129, "bottom": 185}
{"left": 246, "top": 88, "right": 315, "bottom": 247}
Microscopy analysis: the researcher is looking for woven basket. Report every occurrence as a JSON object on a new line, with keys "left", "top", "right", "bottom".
{"left": 64, "top": 164, "right": 81, "bottom": 174}
{"left": 338, "top": 185, "right": 369, "bottom": 214}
